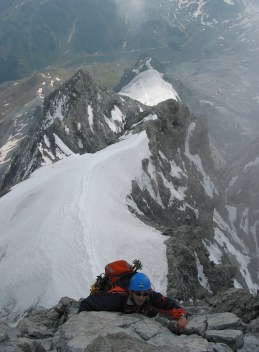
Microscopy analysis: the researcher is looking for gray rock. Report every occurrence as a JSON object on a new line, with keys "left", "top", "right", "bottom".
{"left": 17, "top": 318, "right": 54, "bottom": 339}
{"left": 209, "top": 342, "right": 233, "bottom": 352}
{"left": 128, "top": 318, "right": 165, "bottom": 341}
{"left": 208, "top": 288, "right": 259, "bottom": 323}
{"left": 207, "top": 312, "right": 245, "bottom": 331}
{"left": 53, "top": 311, "right": 141, "bottom": 351}
{"left": 146, "top": 324, "right": 181, "bottom": 346}
{"left": 0, "top": 320, "right": 20, "bottom": 344}
{"left": 85, "top": 332, "right": 172, "bottom": 352}
{"left": 247, "top": 317, "right": 259, "bottom": 334}
{"left": 171, "top": 312, "right": 246, "bottom": 351}
{"left": 184, "top": 314, "right": 207, "bottom": 337}
{"left": 237, "top": 334, "right": 259, "bottom": 352}
{"left": 150, "top": 333, "right": 215, "bottom": 352}
{"left": 0, "top": 321, "right": 8, "bottom": 343}
{"left": 206, "top": 329, "right": 244, "bottom": 350}
{"left": 52, "top": 311, "right": 218, "bottom": 352}
{"left": 15, "top": 337, "right": 46, "bottom": 352}
{"left": 0, "top": 346, "right": 22, "bottom": 352}
{"left": 54, "top": 296, "right": 80, "bottom": 324}
{"left": 15, "top": 296, "right": 79, "bottom": 342}
{"left": 21, "top": 306, "right": 60, "bottom": 330}
{"left": 3, "top": 300, "right": 259, "bottom": 352}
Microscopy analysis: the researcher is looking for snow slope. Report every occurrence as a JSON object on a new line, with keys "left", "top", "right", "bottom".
{"left": 119, "top": 64, "right": 180, "bottom": 106}
{"left": 0, "top": 131, "right": 168, "bottom": 317}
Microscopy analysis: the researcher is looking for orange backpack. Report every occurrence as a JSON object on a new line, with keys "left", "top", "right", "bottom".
{"left": 90, "top": 259, "right": 142, "bottom": 294}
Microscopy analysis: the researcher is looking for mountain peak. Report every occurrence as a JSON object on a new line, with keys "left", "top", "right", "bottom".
{"left": 115, "top": 54, "right": 165, "bottom": 93}
{"left": 133, "top": 54, "right": 165, "bottom": 76}
{"left": 58, "top": 69, "right": 95, "bottom": 96}
{"left": 116, "top": 54, "right": 180, "bottom": 106}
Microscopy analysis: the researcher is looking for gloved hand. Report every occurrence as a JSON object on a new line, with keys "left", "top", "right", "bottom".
{"left": 176, "top": 315, "right": 187, "bottom": 333}
{"left": 168, "top": 315, "right": 187, "bottom": 335}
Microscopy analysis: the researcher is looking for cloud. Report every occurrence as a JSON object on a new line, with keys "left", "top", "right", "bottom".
{"left": 113, "top": 0, "right": 147, "bottom": 24}
{"left": 113, "top": 0, "right": 146, "bottom": 12}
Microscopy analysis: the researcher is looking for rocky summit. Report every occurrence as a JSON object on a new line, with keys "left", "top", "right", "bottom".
{"left": 0, "top": 293, "right": 258, "bottom": 352}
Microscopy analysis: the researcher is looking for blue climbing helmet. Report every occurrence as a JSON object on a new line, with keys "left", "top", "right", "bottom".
{"left": 129, "top": 273, "right": 151, "bottom": 291}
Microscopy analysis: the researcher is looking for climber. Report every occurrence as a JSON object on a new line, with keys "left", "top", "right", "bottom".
{"left": 78, "top": 272, "right": 188, "bottom": 333}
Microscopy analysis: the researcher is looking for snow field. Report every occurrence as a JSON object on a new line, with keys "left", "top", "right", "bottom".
{"left": 0, "top": 132, "right": 168, "bottom": 316}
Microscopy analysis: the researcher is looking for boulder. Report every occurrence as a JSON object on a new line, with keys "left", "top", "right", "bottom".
{"left": 15, "top": 337, "right": 48, "bottom": 352}
{"left": 247, "top": 317, "right": 259, "bottom": 334}
{"left": 206, "top": 329, "right": 243, "bottom": 350}
{"left": 208, "top": 288, "right": 259, "bottom": 323}
{"left": 0, "top": 320, "right": 20, "bottom": 344}
{"left": 17, "top": 318, "right": 54, "bottom": 339}
{"left": 182, "top": 314, "right": 207, "bottom": 337}
{"left": 237, "top": 334, "right": 259, "bottom": 352}
{"left": 53, "top": 311, "right": 214, "bottom": 352}
{"left": 207, "top": 312, "right": 245, "bottom": 331}
{"left": 85, "top": 332, "right": 172, "bottom": 352}
{"left": 208, "top": 343, "right": 233, "bottom": 352}
{"left": 2, "top": 296, "right": 259, "bottom": 352}
{"left": 0, "top": 321, "right": 9, "bottom": 343}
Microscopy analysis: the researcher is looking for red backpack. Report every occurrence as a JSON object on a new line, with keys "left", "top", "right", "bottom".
{"left": 90, "top": 259, "right": 142, "bottom": 294}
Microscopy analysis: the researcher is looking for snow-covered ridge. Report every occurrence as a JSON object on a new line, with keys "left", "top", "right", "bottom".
{"left": 0, "top": 131, "right": 168, "bottom": 317}
{"left": 119, "top": 57, "right": 180, "bottom": 106}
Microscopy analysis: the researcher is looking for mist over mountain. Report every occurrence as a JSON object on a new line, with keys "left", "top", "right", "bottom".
{"left": 1, "top": 0, "right": 259, "bottom": 153}
{"left": 0, "top": 0, "right": 185, "bottom": 81}
{"left": 1, "top": 0, "right": 257, "bottom": 82}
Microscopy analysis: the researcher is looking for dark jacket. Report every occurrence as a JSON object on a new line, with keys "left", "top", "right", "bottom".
{"left": 78, "top": 291, "right": 187, "bottom": 319}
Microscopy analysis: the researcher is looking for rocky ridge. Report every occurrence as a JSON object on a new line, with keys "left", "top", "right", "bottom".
{"left": 0, "top": 290, "right": 258, "bottom": 352}
{"left": 42, "top": 70, "right": 144, "bottom": 154}
{"left": 124, "top": 96, "right": 257, "bottom": 298}
{"left": 220, "top": 137, "right": 259, "bottom": 262}
{"left": 0, "top": 70, "right": 145, "bottom": 196}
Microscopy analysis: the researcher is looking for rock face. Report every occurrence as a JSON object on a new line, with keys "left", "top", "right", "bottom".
{"left": 0, "top": 70, "right": 144, "bottom": 196}
{"left": 116, "top": 55, "right": 258, "bottom": 296}
{"left": 125, "top": 99, "right": 238, "bottom": 300}
{"left": 1, "top": 296, "right": 258, "bottom": 352}
{"left": 42, "top": 70, "right": 144, "bottom": 157}
{"left": 208, "top": 288, "right": 259, "bottom": 324}
{"left": 219, "top": 137, "right": 259, "bottom": 287}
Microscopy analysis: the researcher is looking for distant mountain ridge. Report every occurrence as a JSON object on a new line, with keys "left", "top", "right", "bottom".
{"left": 0, "top": 0, "right": 257, "bottom": 83}
{"left": 2, "top": 0, "right": 259, "bottom": 155}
